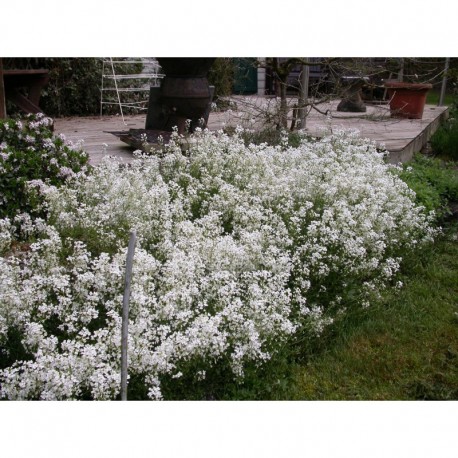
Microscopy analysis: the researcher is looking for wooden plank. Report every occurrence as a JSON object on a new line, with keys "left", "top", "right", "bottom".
{"left": 53, "top": 99, "right": 449, "bottom": 165}
{"left": 2, "top": 69, "right": 50, "bottom": 115}
{"left": 6, "top": 89, "right": 42, "bottom": 113}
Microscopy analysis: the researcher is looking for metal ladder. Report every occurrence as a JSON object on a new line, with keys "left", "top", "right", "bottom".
{"left": 100, "top": 58, "right": 164, "bottom": 124}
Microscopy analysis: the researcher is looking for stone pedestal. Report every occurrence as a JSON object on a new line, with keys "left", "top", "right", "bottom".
{"left": 146, "top": 85, "right": 215, "bottom": 133}
{"left": 145, "top": 58, "right": 215, "bottom": 134}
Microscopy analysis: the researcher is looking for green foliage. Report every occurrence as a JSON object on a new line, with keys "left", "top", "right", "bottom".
{"left": 398, "top": 153, "right": 458, "bottom": 219}
{"left": 0, "top": 326, "right": 34, "bottom": 375}
{"left": 208, "top": 58, "right": 235, "bottom": 96}
{"left": 3, "top": 58, "right": 104, "bottom": 117}
{"left": 430, "top": 106, "right": 458, "bottom": 160}
{"left": 226, "top": 126, "right": 307, "bottom": 148}
{"left": 426, "top": 90, "right": 455, "bottom": 106}
{"left": 40, "top": 58, "right": 104, "bottom": 117}
{"left": 145, "top": 345, "right": 296, "bottom": 400}
{"left": 208, "top": 58, "right": 236, "bottom": 107}
{"left": 3, "top": 58, "right": 145, "bottom": 117}
{"left": 0, "top": 114, "right": 90, "bottom": 218}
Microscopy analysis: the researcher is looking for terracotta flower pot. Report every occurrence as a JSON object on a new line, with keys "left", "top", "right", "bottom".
{"left": 384, "top": 81, "right": 432, "bottom": 119}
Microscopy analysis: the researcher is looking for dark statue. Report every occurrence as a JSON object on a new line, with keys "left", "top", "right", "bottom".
{"left": 145, "top": 58, "right": 216, "bottom": 133}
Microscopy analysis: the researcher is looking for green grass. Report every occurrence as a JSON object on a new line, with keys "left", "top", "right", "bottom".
{"left": 426, "top": 89, "right": 455, "bottom": 106}
{"left": 430, "top": 105, "right": 458, "bottom": 162}
{"left": 286, "top": 222, "right": 458, "bottom": 400}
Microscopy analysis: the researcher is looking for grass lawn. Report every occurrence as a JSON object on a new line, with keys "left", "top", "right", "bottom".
{"left": 288, "top": 221, "right": 458, "bottom": 400}
{"left": 426, "top": 89, "right": 455, "bottom": 106}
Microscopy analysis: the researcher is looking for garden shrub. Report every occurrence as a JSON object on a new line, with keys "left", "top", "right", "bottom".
{"left": 3, "top": 58, "right": 103, "bottom": 117}
{"left": 399, "top": 153, "right": 458, "bottom": 219}
{"left": 0, "top": 129, "right": 437, "bottom": 400}
{"left": 430, "top": 105, "right": 458, "bottom": 161}
{"left": 238, "top": 127, "right": 304, "bottom": 148}
{"left": 3, "top": 58, "right": 144, "bottom": 117}
{"left": 0, "top": 114, "right": 90, "bottom": 219}
{"left": 40, "top": 58, "right": 105, "bottom": 117}
{"left": 208, "top": 58, "right": 235, "bottom": 99}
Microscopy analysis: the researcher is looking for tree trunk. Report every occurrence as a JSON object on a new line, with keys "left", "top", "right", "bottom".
{"left": 298, "top": 61, "right": 310, "bottom": 129}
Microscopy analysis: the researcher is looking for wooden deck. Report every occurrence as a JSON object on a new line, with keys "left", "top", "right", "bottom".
{"left": 53, "top": 96, "right": 449, "bottom": 165}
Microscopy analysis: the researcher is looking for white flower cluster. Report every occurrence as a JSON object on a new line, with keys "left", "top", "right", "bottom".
{"left": 0, "top": 218, "right": 14, "bottom": 254}
{"left": 0, "top": 129, "right": 437, "bottom": 400}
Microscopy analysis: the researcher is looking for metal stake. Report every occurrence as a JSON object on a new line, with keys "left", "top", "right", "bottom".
{"left": 121, "top": 231, "right": 137, "bottom": 401}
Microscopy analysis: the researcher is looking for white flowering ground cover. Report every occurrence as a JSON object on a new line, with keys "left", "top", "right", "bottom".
{"left": 0, "top": 128, "right": 437, "bottom": 400}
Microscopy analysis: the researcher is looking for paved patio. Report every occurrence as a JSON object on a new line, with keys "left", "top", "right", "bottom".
{"left": 54, "top": 95, "right": 449, "bottom": 165}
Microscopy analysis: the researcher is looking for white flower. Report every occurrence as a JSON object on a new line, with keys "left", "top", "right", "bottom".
{"left": 0, "top": 128, "right": 436, "bottom": 400}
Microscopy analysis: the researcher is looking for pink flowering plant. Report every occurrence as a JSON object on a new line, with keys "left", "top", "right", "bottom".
{"left": 0, "top": 127, "right": 438, "bottom": 400}
{"left": 0, "top": 113, "right": 89, "bottom": 218}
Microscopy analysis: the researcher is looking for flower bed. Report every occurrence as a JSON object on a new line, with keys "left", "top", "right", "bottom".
{"left": 0, "top": 127, "right": 437, "bottom": 400}
{"left": 0, "top": 113, "right": 89, "bottom": 219}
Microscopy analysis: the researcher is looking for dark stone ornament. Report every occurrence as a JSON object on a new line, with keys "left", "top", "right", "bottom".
{"left": 146, "top": 58, "right": 216, "bottom": 133}
{"left": 337, "top": 76, "right": 368, "bottom": 113}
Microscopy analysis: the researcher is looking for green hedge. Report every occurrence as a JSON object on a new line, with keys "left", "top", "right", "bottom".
{"left": 430, "top": 105, "right": 458, "bottom": 161}
{"left": 4, "top": 58, "right": 236, "bottom": 118}
{"left": 4, "top": 58, "right": 103, "bottom": 117}
{"left": 399, "top": 154, "right": 458, "bottom": 219}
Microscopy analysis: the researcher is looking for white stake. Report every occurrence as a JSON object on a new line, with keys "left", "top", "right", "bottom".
{"left": 121, "top": 231, "right": 136, "bottom": 401}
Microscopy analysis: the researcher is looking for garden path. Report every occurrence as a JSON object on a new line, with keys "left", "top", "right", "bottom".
{"left": 54, "top": 96, "right": 449, "bottom": 165}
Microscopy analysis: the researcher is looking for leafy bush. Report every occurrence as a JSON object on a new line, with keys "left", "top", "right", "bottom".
{"left": 208, "top": 58, "right": 235, "bottom": 99}
{"left": 430, "top": 106, "right": 458, "bottom": 160}
{"left": 40, "top": 58, "right": 106, "bottom": 117}
{"left": 3, "top": 58, "right": 103, "bottom": 117}
{"left": 398, "top": 154, "right": 458, "bottom": 219}
{"left": 237, "top": 127, "right": 305, "bottom": 148}
{"left": 3, "top": 58, "right": 145, "bottom": 117}
{"left": 0, "top": 129, "right": 437, "bottom": 400}
{"left": 0, "top": 114, "right": 90, "bottom": 218}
